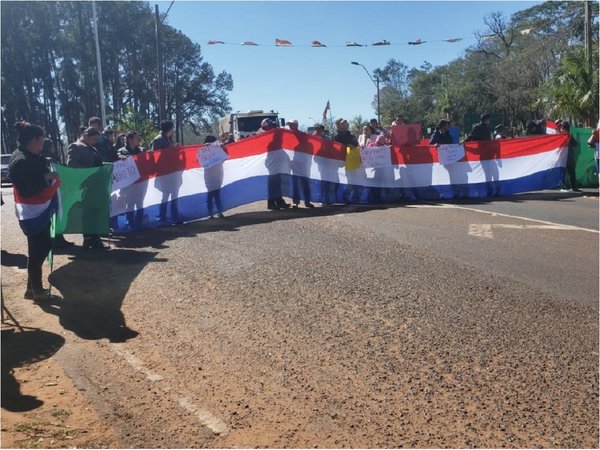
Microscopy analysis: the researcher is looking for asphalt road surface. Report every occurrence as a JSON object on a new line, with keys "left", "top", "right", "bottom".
{"left": 2, "top": 186, "right": 598, "bottom": 448}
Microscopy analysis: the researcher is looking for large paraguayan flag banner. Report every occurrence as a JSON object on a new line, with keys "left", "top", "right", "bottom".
{"left": 13, "top": 180, "right": 61, "bottom": 236}
{"left": 108, "top": 129, "right": 569, "bottom": 233}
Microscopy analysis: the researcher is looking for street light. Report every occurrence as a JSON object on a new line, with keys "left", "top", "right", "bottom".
{"left": 351, "top": 61, "right": 380, "bottom": 125}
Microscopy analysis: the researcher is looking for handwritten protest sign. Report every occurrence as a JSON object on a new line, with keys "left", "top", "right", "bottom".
{"left": 112, "top": 157, "right": 140, "bottom": 190}
{"left": 438, "top": 143, "right": 466, "bottom": 165}
{"left": 197, "top": 142, "right": 228, "bottom": 169}
{"left": 360, "top": 146, "right": 391, "bottom": 168}
{"left": 391, "top": 124, "right": 421, "bottom": 146}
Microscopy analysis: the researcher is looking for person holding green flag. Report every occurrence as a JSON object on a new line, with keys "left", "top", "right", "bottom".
{"left": 66, "top": 126, "right": 109, "bottom": 249}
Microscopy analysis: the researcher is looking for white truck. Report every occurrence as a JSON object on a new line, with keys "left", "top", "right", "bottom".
{"left": 218, "top": 110, "right": 282, "bottom": 141}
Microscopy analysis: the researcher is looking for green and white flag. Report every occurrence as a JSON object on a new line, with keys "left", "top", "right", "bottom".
{"left": 53, "top": 164, "right": 113, "bottom": 235}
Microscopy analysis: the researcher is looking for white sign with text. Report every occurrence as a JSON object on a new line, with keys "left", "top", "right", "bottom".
{"left": 438, "top": 144, "right": 465, "bottom": 165}
{"left": 197, "top": 142, "right": 228, "bottom": 169}
{"left": 360, "top": 145, "right": 391, "bottom": 168}
{"left": 112, "top": 157, "right": 141, "bottom": 190}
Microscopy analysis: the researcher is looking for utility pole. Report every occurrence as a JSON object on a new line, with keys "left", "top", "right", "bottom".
{"left": 91, "top": 0, "right": 106, "bottom": 127}
{"left": 155, "top": 4, "right": 165, "bottom": 124}
{"left": 376, "top": 76, "right": 381, "bottom": 125}
{"left": 584, "top": 1, "right": 593, "bottom": 126}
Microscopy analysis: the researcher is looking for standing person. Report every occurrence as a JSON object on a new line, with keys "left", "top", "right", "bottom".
{"left": 465, "top": 114, "right": 492, "bottom": 141}
{"left": 88, "top": 117, "right": 113, "bottom": 162}
{"left": 358, "top": 125, "right": 378, "bottom": 147}
{"left": 150, "top": 120, "right": 176, "bottom": 150}
{"left": 117, "top": 130, "right": 144, "bottom": 159}
{"left": 256, "top": 118, "right": 277, "bottom": 135}
{"left": 67, "top": 127, "right": 108, "bottom": 249}
{"left": 286, "top": 119, "right": 299, "bottom": 131}
{"left": 368, "top": 118, "right": 388, "bottom": 137}
{"left": 493, "top": 124, "right": 508, "bottom": 140}
{"left": 202, "top": 135, "right": 226, "bottom": 219}
{"left": 333, "top": 118, "right": 358, "bottom": 147}
{"left": 312, "top": 123, "right": 329, "bottom": 139}
{"left": 587, "top": 121, "right": 599, "bottom": 175}
{"left": 151, "top": 120, "right": 183, "bottom": 222}
{"left": 429, "top": 119, "right": 453, "bottom": 146}
{"left": 391, "top": 115, "right": 405, "bottom": 126}
{"left": 9, "top": 121, "right": 61, "bottom": 301}
{"left": 559, "top": 122, "right": 582, "bottom": 193}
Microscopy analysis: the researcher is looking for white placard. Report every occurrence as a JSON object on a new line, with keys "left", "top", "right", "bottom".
{"left": 360, "top": 145, "right": 391, "bottom": 168}
{"left": 112, "top": 157, "right": 141, "bottom": 190}
{"left": 438, "top": 143, "right": 465, "bottom": 165}
{"left": 197, "top": 142, "right": 228, "bottom": 169}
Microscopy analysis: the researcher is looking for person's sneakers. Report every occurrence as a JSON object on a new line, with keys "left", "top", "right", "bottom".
{"left": 267, "top": 200, "right": 280, "bottom": 210}
{"left": 292, "top": 203, "right": 299, "bottom": 209}
{"left": 217, "top": 213, "right": 225, "bottom": 219}
{"left": 305, "top": 202, "right": 315, "bottom": 208}
{"left": 559, "top": 188, "right": 572, "bottom": 192}
{"left": 572, "top": 188, "right": 583, "bottom": 193}
{"left": 24, "top": 289, "right": 59, "bottom": 302}
{"left": 276, "top": 199, "right": 290, "bottom": 209}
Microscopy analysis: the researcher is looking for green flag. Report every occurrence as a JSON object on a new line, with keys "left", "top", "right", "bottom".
{"left": 53, "top": 163, "right": 113, "bottom": 235}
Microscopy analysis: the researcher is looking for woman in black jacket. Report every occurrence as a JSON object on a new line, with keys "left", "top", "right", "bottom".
{"left": 9, "top": 121, "right": 61, "bottom": 301}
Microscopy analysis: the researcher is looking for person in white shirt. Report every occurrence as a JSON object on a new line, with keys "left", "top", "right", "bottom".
{"left": 358, "top": 125, "right": 378, "bottom": 147}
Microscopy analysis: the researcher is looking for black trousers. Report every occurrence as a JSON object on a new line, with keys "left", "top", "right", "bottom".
{"left": 27, "top": 222, "right": 52, "bottom": 292}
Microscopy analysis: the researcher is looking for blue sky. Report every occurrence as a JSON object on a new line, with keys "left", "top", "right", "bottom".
{"left": 163, "top": 1, "right": 541, "bottom": 129}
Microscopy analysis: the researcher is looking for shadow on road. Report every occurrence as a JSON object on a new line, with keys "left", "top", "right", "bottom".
{"left": 1, "top": 328, "right": 65, "bottom": 412}
{"left": 1, "top": 250, "right": 28, "bottom": 269}
{"left": 111, "top": 204, "right": 394, "bottom": 250}
{"left": 39, "top": 248, "right": 160, "bottom": 343}
{"left": 439, "top": 190, "right": 598, "bottom": 205}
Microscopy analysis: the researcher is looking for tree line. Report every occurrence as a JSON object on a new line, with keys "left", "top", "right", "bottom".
{"left": 370, "top": 1, "right": 599, "bottom": 132}
{"left": 1, "top": 1, "right": 233, "bottom": 153}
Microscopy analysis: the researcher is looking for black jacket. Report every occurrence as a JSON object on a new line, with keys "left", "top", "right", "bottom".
{"left": 429, "top": 129, "right": 453, "bottom": 146}
{"left": 9, "top": 147, "right": 50, "bottom": 197}
{"left": 117, "top": 145, "right": 144, "bottom": 158}
{"left": 465, "top": 122, "right": 492, "bottom": 142}
{"left": 67, "top": 140, "right": 103, "bottom": 168}
{"left": 150, "top": 133, "right": 174, "bottom": 150}
{"left": 333, "top": 130, "right": 359, "bottom": 147}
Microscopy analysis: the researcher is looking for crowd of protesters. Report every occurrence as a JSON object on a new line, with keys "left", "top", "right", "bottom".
{"left": 6, "top": 112, "right": 598, "bottom": 300}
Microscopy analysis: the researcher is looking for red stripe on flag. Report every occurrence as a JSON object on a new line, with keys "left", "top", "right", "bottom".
{"left": 13, "top": 180, "right": 61, "bottom": 205}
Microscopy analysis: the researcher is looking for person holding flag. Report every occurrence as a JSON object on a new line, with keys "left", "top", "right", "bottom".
{"left": 9, "top": 121, "right": 61, "bottom": 301}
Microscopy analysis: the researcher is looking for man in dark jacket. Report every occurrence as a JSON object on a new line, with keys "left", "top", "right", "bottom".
{"left": 429, "top": 119, "right": 453, "bottom": 146}
{"left": 465, "top": 114, "right": 492, "bottom": 142}
{"left": 67, "top": 127, "right": 107, "bottom": 249}
{"left": 117, "top": 130, "right": 144, "bottom": 159}
{"left": 333, "top": 118, "right": 358, "bottom": 147}
{"left": 151, "top": 120, "right": 176, "bottom": 150}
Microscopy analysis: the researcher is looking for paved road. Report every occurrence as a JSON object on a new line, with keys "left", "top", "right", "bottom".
{"left": 2, "top": 186, "right": 598, "bottom": 448}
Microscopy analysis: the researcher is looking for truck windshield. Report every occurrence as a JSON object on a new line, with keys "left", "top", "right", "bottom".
{"left": 237, "top": 116, "right": 277, "bottom": 133}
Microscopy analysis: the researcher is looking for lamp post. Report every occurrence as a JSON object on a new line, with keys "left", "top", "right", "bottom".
{"left": 351, "top": 61, "right": 380, "bottom": 125}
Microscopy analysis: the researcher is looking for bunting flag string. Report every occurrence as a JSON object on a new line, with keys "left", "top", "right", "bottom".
{"left": 206, "top": 37, "right": 473, "bottom": 48}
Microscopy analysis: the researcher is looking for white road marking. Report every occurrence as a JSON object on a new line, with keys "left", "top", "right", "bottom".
{"left": 468, "top": 224, "right": 494, "bottom": 239}
{"left": 437, "top": 203, "right": 599, "bottom": 234}
{"left": 178, "top": 395, "right": 229, "bottom": 436}
{"left": 111, "top": 344, "right": 164, "bottom": 382}
{"left": 111, "top": 344, "right": 229, "bottom": 435}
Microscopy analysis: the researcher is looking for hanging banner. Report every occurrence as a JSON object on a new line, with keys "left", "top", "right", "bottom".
{"left": 197, "top": 142, "right": 229, "bottom": 169}
{"left": 112, "top": 157, "right": 141, "bottom": 190}
{"left": 438, "top": 143, "right": 466, "bottom": 165}
{"left": 360, "top": 146, "right": 391, "bottom": 168}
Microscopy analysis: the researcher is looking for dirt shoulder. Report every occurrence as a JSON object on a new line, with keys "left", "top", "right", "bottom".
{"left": 2, "top": 246, "right": 117, "bottom": 449}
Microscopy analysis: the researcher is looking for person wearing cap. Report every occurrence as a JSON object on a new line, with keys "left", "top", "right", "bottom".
{"left": 67, "top": 126, "right": 108, "bottom": 249}
{"left": 257, "top": 118, "right": 277, "bottom": 134}
{"left": 286, "top": 120, "right": 299, "bottom": 132}
{"left": 117, "top": 130, "right": 145, "bottom": 159}
{"left": 465, "top": 114, "right": 492, "bottom": 142}
{"left": 312, "top": 123, "right": 329, "bottom": 139}
{"left": 559, "top": 121, "right": 582, "bottom": 193}
{"left": 88, "top": 116, "right": 116, "bottom": 162}
{"left": 333, "top": 118, "right": 358, "bottom": 147}
{"left": 429, "top": 119, "right": 453, "bottom": 146}
{"left": 493, "top": 124, "right": 508, "bottom": 140}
